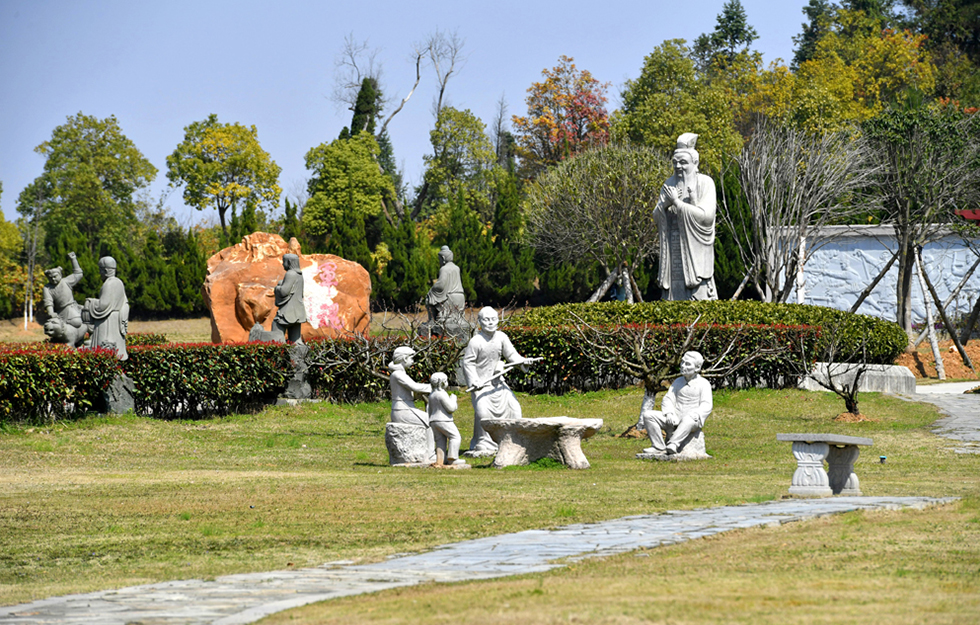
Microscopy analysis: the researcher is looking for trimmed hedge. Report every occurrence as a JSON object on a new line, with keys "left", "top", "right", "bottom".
{"left": 505, "top": 324, "right": 822, "bottom": 395}
{"left": 125, "top": 342, "right": 293, "bottom": 419}
{"left": 0, "top": 344, "right": 121, "bottom": 423}
{"left": 511, "top": 301, "right": 907, "bottom": 364}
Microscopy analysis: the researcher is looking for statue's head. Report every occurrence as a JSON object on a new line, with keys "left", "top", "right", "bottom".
{"left": 282, "top": 254, "right": 300, "bottom": 271}
{"left": 430, "top": 371, "right": 449, "bottom": 389}
{"left": 680, "top": 350, "right": 704, "bottom": 381}
{"left": 44, "top": 266, "right": 63, "bottom": 284}
{"left": 438, "top": 246, "right": 454, "bottom": 265}
{"left": 477, "top": 307, "right": 499, "bottom": 333}
{"left": 98, "top": 256, "right": 117, "bottom": 279}
{"left": 392, "top": 346, "right": 416, "bottom": 367}
{"left": 672, "top": 133, "right": 700, "bottom": 178}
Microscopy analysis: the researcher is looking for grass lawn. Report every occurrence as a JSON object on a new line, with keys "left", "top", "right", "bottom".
{"left": 1, "top": 387, "right": 977, "bottom": 622}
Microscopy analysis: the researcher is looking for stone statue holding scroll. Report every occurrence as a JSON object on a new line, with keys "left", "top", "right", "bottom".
{"left": 653, "top": 133, "right": 718, "bottom": 301}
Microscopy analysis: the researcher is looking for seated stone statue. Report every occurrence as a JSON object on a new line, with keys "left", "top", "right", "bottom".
{"left": 426, "top": 246, "right": 465, "bottom": 325}
{"left": 82, "top": 256, "right": 129, "bottom": 360}
{"left": 385, "top": 346, "right": 436, "bottom": 465}
{"left": 427, "top": 372, "right": 464, "bottom": 466}
{"left": 640, "top": 351, "right": 712, "bottom": 460}
{"left": 41, "top": 252, "right": 89, "bottom": 348}
{"left": 462, "top": 307, "right": 533, "bottom": 457}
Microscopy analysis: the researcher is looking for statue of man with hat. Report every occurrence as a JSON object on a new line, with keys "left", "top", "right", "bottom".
{"left": 653, "top": 133, "right": 718, "bottom": 301}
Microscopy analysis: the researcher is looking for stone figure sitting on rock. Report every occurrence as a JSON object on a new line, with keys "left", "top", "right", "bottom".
{"left": 427, "top": 372, "right": 464, "bottom": 466}
{"left": 385, "top": 346, "right": 437, "bottom": 465}
{"left": 41, "top": 252, "right": 89, "bottom": 348}
{"left": 639, "top": 351, "right": 712, "bottom": 460}
{"left": 82, "top": 256, "right": 129, "bottom": 361}
{"left": 426, "top": 246, "right": 465, "bottom": 325}
{"left": 462, "top": 307, "right": 540, "bottom": 457}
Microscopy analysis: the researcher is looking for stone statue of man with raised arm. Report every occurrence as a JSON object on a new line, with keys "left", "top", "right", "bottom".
{"left": 653, "top": 133, "right": 718, "bottom": 301}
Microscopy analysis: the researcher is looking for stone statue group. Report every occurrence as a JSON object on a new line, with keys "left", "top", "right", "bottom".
{"left": 42, "top": 252, "right": 130, "bottom": 360}
{"left": 386, "top": 132, "right": 719, "bottom": 465}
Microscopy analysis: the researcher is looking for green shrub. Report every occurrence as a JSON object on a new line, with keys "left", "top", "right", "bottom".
{"left": 126, "top": 332, "right": 169, "bottom": 347}
{"left": 511, "top": 301, "right": 906, "bottom": 364}
{"left": 123, "top": 342, "right": 293, "bottom": 419}
{"left": 0, "top": 344, "right": 120, "bottom": 423}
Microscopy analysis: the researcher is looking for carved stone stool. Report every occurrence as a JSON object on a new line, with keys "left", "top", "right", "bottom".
{"left": 481, "top": 417, "right": 603, "bottom": 469}
{"left": 777, "top": 433, "right": 873, "bottom": 497}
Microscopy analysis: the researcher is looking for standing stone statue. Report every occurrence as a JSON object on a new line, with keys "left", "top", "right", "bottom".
{"left": 41, "top": 252, "right": 89, "bottom": 348}
{"left": 385, "top": 346, "right": 437, "bottom": 465}
{"left": 653, "top": 133, "right": 718, "bottom": 301}
{"left": 462, "top": 307, "right": 534, "bottom": 457}
{"left": 426, "top": 246, "right": 465, "bottom": 324}
{"left": 638, "top": 351, "right": 712, "bottom": 461}
{"left": 82, "top": 256, "right": 129, "bottom": 360}
{"left": 273, "top": 253, "right": 307, "bottom": 344}
{"left": 427, "top": 372, "right": 465, "bottom": 466}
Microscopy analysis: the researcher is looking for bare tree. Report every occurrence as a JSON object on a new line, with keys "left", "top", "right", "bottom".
{"left": 864, "top": 107, "right": 980, "bottom": 333}
{"left": 331, "top": 33, "right": 384, "bottom": 113}
{"left": 791, "top": 319, "right": 876, "bottom": 417}
{"left": 425, "top": 29, "right": 466, "bottom": 120}
{"left": 720, "top": 119, "right": 878, "bottom": 303}
{"left": 525, "top": 144, "right": 670, "bottom": 302}
{"left": 571, "top": 316, "right": 790, "bottom": 435}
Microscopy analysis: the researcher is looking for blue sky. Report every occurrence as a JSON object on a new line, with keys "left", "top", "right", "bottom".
{"left": 0, "top": 0, "right": 810, "bottom": 226}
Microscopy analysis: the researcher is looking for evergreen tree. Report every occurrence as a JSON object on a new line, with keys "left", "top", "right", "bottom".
{"left": 485, "top": 172, "right": 535, "bottom": 305}
{"left": 350, "top": 77, "right": 381, "bottom": 135}
{"left": 792, "top": 0, "right": 835, "bottom": 69}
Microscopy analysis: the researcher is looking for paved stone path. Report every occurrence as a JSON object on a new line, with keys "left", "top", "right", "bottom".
{"left": 0, "top": 497, "right": 954, "bottom": 625}
{"left": 904, "top": 382, "right": 980, "bottom": 454}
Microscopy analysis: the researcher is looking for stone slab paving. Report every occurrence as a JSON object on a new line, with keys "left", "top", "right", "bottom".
{"left": 898, "top": 382, "right": 980, "bottom": 454}
{"left": 0, "top": 496, "right": 953, "bottom": 625}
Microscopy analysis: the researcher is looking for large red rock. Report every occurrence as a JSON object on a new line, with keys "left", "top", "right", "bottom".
{"left": 202, "top": 232, "right": 372, "bottom": 344}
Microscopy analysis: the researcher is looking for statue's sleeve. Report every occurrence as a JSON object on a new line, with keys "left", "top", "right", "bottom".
{"left": 427, "top": 266, "right": 450, "bottom": 304}
{"left": 500, "top": 332, "right": 524, "bottom": 364}
{"left": 445, "top": 392, "right": 458, "bottom": 414}
{"left": 661, "top": 378, "right": 679, "bottom": 417}
{"left": 42, "top": 287, "right": 54, "bottom": 313}
{"left": 392, "top": 369, "right": 431, "bottom": 395}
{"left": 462, "top": 339, "right": 480, "bottom": 387}
{"left": 87, "top": 279, "right": 125, "bottom": 321}
{"left": 275, "top": 272, "right": 298, "bottom": 307}
{"left": 65, "top": 258, "right": 83, "bottom": 288}
{"left": 694, "top": 378, "right": 713, "bottom": 427}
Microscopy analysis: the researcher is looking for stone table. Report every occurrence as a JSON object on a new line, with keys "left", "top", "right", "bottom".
{"left": 777, "top": 433, "right": 873, "bottom": 497}
{"left": 482, "top": 417, "right": 602, "bottom": 469}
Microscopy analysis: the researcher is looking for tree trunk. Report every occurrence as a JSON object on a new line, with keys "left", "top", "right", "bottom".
{"left": 917, "top": 248, "right": 975, "bottom": 373}
{"left": 897, "top": 247, "right": 915, "bottom": 334}
{"left": 587, "top": 266, "right": 619, "bottom": 303}
{"left": 915, "top": 256, "right": 945, "bottom": 380}
{"left": 848, "top": 249, "right": 898, "bottom": 314}
{"left": 960, "top": 293, "right": 980, "bottom": 346}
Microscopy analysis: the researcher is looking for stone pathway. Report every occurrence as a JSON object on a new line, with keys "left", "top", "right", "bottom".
{"left": 903, "top": 382, "right": 980, "bottom": 454}
{"left": 0, "top": 497, "right": 953, "bottom": 625}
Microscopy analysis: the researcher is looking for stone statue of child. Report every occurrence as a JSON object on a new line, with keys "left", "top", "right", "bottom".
{"left": 640, "top": 351, "right": 712, "bottom": 459}
{"left": 272, "top": 253, "right": 307, "bottom": 344}
{"left": 427, "top": 372, "right": 464, "bottom": 466}
{"left": 82, "top": 256, "right": 129, "bottom": 360}
{"left": 653, "top": 133, "right": 718, "bottom": 301}
{"left": 426, "top": 246, "right": 465, "bottom": 324}
{"left": 42, "top": 252, "right": 88, "bottom": 348}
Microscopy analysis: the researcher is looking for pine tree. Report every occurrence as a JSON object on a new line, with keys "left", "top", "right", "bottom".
{"left": 486, "top": 172, "right": 535, "bottom": 305}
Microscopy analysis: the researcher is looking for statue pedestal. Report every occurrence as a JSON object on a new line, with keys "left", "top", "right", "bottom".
{"left": 385, "top": 422, "right": 434, "bottom": 466}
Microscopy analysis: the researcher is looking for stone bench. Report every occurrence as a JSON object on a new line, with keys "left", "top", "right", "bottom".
{"left": 482, "top": 417, "right": 603, "bottom": 469}
{"left": 777, "top": 433, "right": 873, "bottom": 497}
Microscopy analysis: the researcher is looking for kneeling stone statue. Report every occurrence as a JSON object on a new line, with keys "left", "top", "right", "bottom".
{"left": 637, "top": 351, "right": 712, "bottom": 461}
